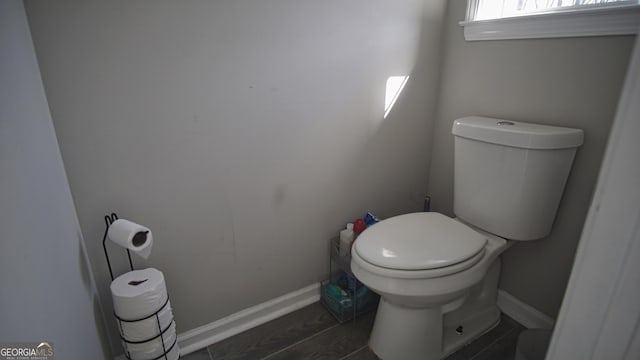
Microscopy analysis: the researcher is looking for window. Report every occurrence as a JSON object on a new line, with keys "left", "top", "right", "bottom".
{"left": 461, "top": 0, "right": 640, "bottom": 40}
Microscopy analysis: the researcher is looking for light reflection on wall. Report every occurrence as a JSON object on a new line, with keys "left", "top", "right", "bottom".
{"left": 384, "top": 75, "right": 410, "bottom": 119}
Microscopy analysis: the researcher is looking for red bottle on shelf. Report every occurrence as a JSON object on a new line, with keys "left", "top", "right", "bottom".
{"left": 353, "top": 218, "right": 366, "bottom": 241}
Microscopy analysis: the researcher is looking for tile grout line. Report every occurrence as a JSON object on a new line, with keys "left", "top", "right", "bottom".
{"left": 468, "top": 327, "right": 519, "bottom": 360}
{"left": 259, "top": 323, "right": 342, "bottom": 360}
{"left": 338, "top": 344, "right": 369, "bottom": 360}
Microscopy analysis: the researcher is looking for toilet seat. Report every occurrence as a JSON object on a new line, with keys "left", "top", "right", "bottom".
{"left": 352, "top": 245, "right": 486, "bottom": 280}
{"left": 354, "top": 212, "right": 487, "bottom": 272}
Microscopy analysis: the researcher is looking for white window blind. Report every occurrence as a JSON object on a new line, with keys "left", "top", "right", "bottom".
{"left": 461, "top": 0, "right": 640, "bottom": 40}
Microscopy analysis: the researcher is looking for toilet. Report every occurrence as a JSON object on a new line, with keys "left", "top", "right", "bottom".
{"left": 350, "top": 116, "right": 583, "bottom": 360}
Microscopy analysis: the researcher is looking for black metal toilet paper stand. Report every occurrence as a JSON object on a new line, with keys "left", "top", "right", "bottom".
{"left": 103, "top": 213, "right": 180, "bottom": 360}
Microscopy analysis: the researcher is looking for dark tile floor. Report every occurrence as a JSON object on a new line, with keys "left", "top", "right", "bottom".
{"left": 181, "top": 302, "right": 525, "bottom": 360}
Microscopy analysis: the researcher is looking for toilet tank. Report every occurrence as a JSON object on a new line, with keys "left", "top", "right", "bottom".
{"left": 452, "top": 116, "right": 583, "bottom": 241}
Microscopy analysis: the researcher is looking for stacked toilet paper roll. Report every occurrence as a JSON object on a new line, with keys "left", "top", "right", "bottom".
{"left": 111, "top": 268, "right": 180, "bottom": 360}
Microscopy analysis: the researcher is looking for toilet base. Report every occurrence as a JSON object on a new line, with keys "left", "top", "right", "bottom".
{"left": 442, "top": 304, "right": 501, "bottom": 356}
{"left": 368, "top": 258, "right": 504, "bottom": 359}
{"left": 443, "top": 257, "right": 503, "bottom": 356}
{"left": 368, "top": 301, "right": 501, "bottom": 360}
{"left": 369, "top": 297, "right": 443, "bottom": 360}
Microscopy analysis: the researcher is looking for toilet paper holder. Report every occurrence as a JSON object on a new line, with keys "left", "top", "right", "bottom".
{"left": 102, "top": 212, "right": 180, "bottom": 360}
{"left": 102, "top": 212, "right": 135, "bottom": 281}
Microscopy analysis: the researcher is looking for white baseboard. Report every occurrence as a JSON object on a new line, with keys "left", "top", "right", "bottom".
{"left": 113, "top": 283, "right": 321, "bottom": 359}
{"left": 497, "top": 289, "right": 555, "bottom": 330}
{"left": 178, "top": 283, "right": 320, "bottom": 356}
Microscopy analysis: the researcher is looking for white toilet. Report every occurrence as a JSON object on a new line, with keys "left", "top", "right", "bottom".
{"left": 351, "top": 116, "right": 583, "bottom": 360}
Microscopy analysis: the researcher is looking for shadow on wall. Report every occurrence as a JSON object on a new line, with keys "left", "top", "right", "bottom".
{"left": 78, "top": 231, "right": 113, "bottom": 360}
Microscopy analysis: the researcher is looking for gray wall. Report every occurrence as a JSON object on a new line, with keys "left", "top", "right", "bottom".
{"left": 25, "top": 0, "right": 447, "bottom": 353}
{"left": 0, "top": 1, "right": 110, "bottom": 358}
{"left": 428, "top": 0, "right": 635, "bottom": 318}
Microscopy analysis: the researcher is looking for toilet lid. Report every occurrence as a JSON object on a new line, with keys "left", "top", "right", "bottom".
{"left": 353, "top": 212, "right": 487, "bottom": 270}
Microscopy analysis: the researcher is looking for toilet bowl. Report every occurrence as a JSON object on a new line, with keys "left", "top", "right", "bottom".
{"left": 351, "top": 212, "right": 510, "bottom": 360}
{"left": 350, "top": 117, "right": 584, "bottom": 360}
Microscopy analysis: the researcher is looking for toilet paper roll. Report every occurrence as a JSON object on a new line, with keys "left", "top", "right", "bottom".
{"left": 119, "top": 300, "right": 174, "bottom": 342}
{"left": 111, "top": 268, "right": 167, "bottom": 321}
{"left": 108, "top": 219, "right": 153, "bottom": 259}
{"left": 161, "top": 342, "right": 180, "bottom": 360}
{"left": 164, "top": 342, "right": 181, "bottom": 360}
{"left": 123, "top": 321, "right": 179, "bottom": 360}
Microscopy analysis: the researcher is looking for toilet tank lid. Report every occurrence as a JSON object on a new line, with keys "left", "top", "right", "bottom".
{"left": 452, "top": 116, "right": 584, "bottom": 150}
